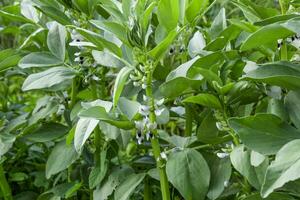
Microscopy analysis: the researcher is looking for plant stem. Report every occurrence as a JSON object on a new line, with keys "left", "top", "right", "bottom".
{"left": 145, "top": 64, "right": 170, "bottom": 200}
{"left": 0, "top": 165, "right": 12, "bottom": 200}
{"left": 279, "top": 0, "right": 288, "bottom": 61}
{"left": 184, "top": 104, "right": 193, "bottom": 137}
{"left": 70, "top": 78, "right": 77, "bottom": 108}
{"left": 144, "top": 177, "right": 151, "bottom": 200}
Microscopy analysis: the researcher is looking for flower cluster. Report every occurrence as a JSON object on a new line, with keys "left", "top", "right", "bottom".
{"left": 277, "top": 34, "right": 300, "bottom": 49}
{"left": 134, "top": 96, "right": 165, "bottom": 145}
{"left": 129, "top": 64, "right": 147, "bottom": 89}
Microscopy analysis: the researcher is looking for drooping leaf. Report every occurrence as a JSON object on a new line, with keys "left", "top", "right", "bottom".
{"left": 47, "top": 22, "right": 66, "bottom": 61}
{"left": 46, "top": 141, "right": 79, "bottom": 179}
{"left": 166, "top": 149, "right": 210, "bottom": 200}
{"left": 74, "top": 118, "right": 99, "bottom": 152}
{"left": 113, "top": 67, "right": 133, "bottom": 107}
{"left": 114, "top": 173, "right": 146, "bottom": 200}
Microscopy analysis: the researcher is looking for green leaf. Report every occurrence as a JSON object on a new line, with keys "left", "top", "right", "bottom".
{"left": 229, "top": 114, "right": 300, "bottom": 155}
{"left": 254, "top": 14, "right": 300, "bottom": 26}
{"left": 118, "top": 97, "right": 140, "bottom": 120}
{"left": 209, "top": 8, "right": 226, "bottom": 39}
{"left": 114, "top": 173, "right": 146, "bottom": 200}
{"left": 0, "top": 9, "right": 34, "bottom": 23}
{"left": 46, "top": 141, "right": 79, "bottom": 179}
{"left": 22, "top": 66, "right": 76, "bottom": 91}
{"left": 113, "top": 67, "right": 133, "bottom": 107}
{"left": 36, "top": 6, "right": 72, "bottom": 25}
{"left": 78, "top": 106, "right": 134, "bottom": 130}
{"left": 89, "top": 151, "right": 108, "bottom": 189}
{"left": 243, "top": 62, "right": 300, "bottom": 90}
{"left": 47, "top": 22, "right": 66, "bottom": 61}
{"left": 186, "top": 0, "right": 209, "bottom": 23}
{"left": 93, "top": 165, "right": 134, "bottom": 200}
{"left": 24, "top": 122, "right": 69, "bottom": 142}
{"left": 230, "top": 145, "right": 265, "bottom": 189}
{"left": 149, "top": 27, "right": 181, "bottom": 60}
{"left": 0, "top": 133, "right": 16, "bottom": 158}
{"left": 240, "top": 24, "right": 294, "bottom": 51}
{"left": 183, "top": 94, "right": 222, "bottom": 109}
{"left": 71, "top": 26, "right": 122, "bottom": 57}
{"left": 166, "top": 149, "right": 210, "bottom": 200}
{"left": 206, "top": 156, "right": 232, "bottom": 200}
{"left": 244, "top": 193, "right": 295, "bottom": 200}
{"left": 74, "top": 118, "right": 99, "bottom": 152}
{"left": 285, "top": 90, "right": 300, "bottom": 129}
{"left": 0, "top": 49, "right": 22, "bottom": 72}
{"left": 90, "top": 20, "right": 129, "bottom": 45}
{"left": 157, "top": 0, "right": 179, "bottom": 31}
{"left": 92, "top": 50, "right": 125, "bottom": 68}
{"left": 18, "top": 52, "right": 63, "bottom": 68}
{"left": 261, "top": 139, "right": 300, "bottom": 198}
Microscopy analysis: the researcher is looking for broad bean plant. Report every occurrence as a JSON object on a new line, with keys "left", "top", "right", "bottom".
{"left": 1, "top": 0, "right": 300, "bottom": 199}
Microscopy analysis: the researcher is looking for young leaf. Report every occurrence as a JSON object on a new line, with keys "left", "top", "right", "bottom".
{"left": 186, "top": 0, "right": 209, "bottom": 23}
{"left": 166, "top": 149, "right": 210, "bottom": 200}
{"left": 183, "top": 94, "right": 222, "bottom": 109}
{"left": 47, "top": 22, "right": 66, "bottom": 61}
{"left": 74, "top": 118, "right": 99, "bottom": 152}
{"left": 157, "top": 0, "right": 179, "bottom": 31}
{"left": 113, "top": 67, "right": 133, "bottom": 107}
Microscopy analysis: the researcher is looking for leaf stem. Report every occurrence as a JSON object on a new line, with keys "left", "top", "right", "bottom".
{"left": 0, "top": 165, "right": 12, "bottom": 200}
{"left": 145, "top": 63, "right": 170, "bottom": 200}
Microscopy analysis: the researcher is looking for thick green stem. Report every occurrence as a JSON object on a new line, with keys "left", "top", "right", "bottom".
{"left": 279, "top": 0, "right": 288, "bottom": 61}
{"left": 184, "top": 104, "right": 193, "bottom": 137}
{"left": 70, "top": 78, "right": 78, "bottom": 108}
{"left": 145, "top": 66, "right": 170, "bottom": 200}
{"left": 144, "top": 177, "right": 152, "bottom": 200}
{"left": 0, "top": 165, "right": 12, "bottom": 200}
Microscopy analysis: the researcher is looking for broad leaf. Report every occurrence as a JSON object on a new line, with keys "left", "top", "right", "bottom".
{"left": 261, "top": 139, "right": 300, "bottom": 197}
{"left": 166, "top": 149, "right": 210, "bottom": 200}
{"left": 24, "top": 122, "right": 68, "bottom": 142}
{"left": 46, "top": 141, "right": 79, "bottom": 178}
{"left": 285, "top": 90, "right": 300, "bottom": 129}
{"left": 114, "top": 173, "right": 146, "bottom": 200}
{"left": 183, "top": 94, "right": 222, "bottom": 109}
{"left": 47, "top": 22, "right": 66, "bottom": 61}
{"left": 113, "top": 67, "right": 132, "bottom": 107}
{"left": 22, "top": 66, "right": 76, "bottom": 91}
{"left": 229, "top": 114, "right": 300, "bottom": 155}
{"left": 19, "top": 52, "right": 63, "bottom": 68}
{"left": 244, "top": 62, "right": 300, "bottom": 90}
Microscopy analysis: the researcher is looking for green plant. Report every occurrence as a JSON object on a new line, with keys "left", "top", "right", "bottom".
{"left": 1, "top": 0, "right": 300, "bottom": 199}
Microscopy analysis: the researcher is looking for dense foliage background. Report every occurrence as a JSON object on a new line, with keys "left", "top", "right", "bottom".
{"left": 1, "top": 0, "right": 300, "bottom": 199}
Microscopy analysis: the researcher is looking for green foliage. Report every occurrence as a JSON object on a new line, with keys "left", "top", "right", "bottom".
{"left": 2, "top": 0, "right": 300, "bottom": 199}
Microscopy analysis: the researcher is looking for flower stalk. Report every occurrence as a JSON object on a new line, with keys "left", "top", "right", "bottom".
{"left": 145, "top": 61, "right": 171, "bottom": 200}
